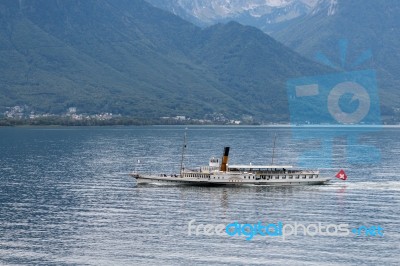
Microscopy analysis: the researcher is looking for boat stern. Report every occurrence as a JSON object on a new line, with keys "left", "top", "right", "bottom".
{"left": 130, "top": 172, "right": 140, "bottom": 178}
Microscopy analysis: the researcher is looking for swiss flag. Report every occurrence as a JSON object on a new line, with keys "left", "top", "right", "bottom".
{"left": 336, "top": 169, "right": 347, "bottom": 180}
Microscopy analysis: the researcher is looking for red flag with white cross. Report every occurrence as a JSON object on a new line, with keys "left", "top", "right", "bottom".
{"left": 336, "top": 169, "right": 347, "bottom": 180}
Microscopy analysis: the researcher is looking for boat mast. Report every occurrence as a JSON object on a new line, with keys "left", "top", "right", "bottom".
{"left": 134, "top": 159, "right": 140, "bottom": 173}
{"left": 271, "top": 133, "right": 277, "bottom": 165}
{"left": 180, "top": 129, "right": 187, "bottom": 176}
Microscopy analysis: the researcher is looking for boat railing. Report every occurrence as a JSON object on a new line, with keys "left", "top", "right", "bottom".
{"left": 254, "top": 170, "right": 319, "bottom": 175}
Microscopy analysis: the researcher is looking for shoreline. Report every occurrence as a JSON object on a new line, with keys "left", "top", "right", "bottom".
{"left": 0, "top": 120, "right": 398, "bottom": 128}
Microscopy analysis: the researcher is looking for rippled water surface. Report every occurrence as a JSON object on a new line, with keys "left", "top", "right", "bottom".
{"left": 0, "top": 126, "right": 399, "bottom": 265}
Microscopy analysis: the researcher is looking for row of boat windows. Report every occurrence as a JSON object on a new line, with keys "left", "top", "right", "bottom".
{"left": 185, "top": 175, "right": 226, "bottom": 180}
{"left": 160, "top": 174, "right": 179, "bottom": 177}
{"left": 245, "top": 175, "right": 318, "bottom": 180}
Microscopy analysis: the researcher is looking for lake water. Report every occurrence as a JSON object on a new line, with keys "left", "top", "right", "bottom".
{"left": 0, "top": 126, "right": 399, "bottom": 265}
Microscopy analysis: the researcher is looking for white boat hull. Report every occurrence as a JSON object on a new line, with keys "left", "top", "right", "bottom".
{"left": 131, "top": 174, "right": 330, "bottom": 186}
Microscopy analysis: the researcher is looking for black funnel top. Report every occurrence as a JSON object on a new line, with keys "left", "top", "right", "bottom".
{"left": 223, "top": 147, "right": 230, "bottom": 156}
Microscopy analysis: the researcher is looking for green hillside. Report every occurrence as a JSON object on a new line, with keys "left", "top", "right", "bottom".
{"left": 274, "top": 0, "right": 400, "bottom": 119}
{"left": 0, "top": 0, "right": 329, "bottom": 122}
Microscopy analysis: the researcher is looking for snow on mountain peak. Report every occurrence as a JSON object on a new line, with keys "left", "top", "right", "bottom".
{"left": 311, "top": 0, "right": 339, "bottom": 16}
{"left": 327, "top": 0, "right": 338, "bottom": 16}
{"left": 145, "top": 0, "right": 326, "bottom": 32}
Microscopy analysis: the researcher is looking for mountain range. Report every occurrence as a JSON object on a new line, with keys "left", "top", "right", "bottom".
{"left": 145, "top": 0, "right": 400, "bottom": 121}
{"left": 0, "top": 0, "right": 329, "bottom": 122}
{"left": 145, "top": 0, "right": 320, "bottom": 33}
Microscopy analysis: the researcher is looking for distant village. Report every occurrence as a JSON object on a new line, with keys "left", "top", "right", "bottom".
{"left": 3, "top": 106, "right": 117, "bottom": 121}
{"left": 160, "top": 113, "right": 243, "bottom": 125}
{"left": 1, "top": 105, "right": 249, "bottom": 125}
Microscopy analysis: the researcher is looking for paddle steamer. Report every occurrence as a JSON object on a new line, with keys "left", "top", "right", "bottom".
{"left": 131, "top": 145, "right": 330, "bottom": 186}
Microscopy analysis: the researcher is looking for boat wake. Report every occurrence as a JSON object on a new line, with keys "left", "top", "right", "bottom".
{"left": 325, "top": 180, "right": 400, "bottom": 191}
